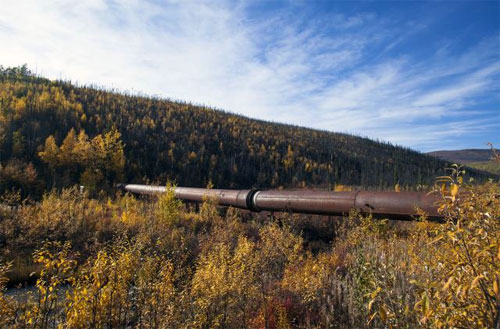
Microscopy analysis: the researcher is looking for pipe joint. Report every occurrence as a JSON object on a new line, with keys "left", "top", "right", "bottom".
{"left": 246, "top": 189, "right": 261, "bottom": 212}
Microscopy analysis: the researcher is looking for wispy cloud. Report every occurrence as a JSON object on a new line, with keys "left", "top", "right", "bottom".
{"left": 0, "top": 0, "right": 498, "bottom": 151}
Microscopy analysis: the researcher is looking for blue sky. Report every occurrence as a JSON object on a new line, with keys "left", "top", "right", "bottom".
{"left": 0, "top": 0, "right": 498, "bottom": 152}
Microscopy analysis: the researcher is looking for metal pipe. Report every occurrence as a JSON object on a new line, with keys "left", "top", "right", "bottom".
{"left": 116, "top": 184, "right": 443, "bottom": 221}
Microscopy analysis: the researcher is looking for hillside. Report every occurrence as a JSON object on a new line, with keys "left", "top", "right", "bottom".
{"left": 468, "top": 161, "right": 500, "bottom": 176}
{"left": 427, "top": 148, "right": 500, "bottom": 175}
{"left": 0, "top": 65, "right": 495, "bottom": 197}
{"left": 427, "top": 149, "right": 493, "bottom": 164}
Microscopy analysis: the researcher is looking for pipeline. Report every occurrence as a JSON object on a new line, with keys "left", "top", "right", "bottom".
{"left": 116, "top": 184, "right": 444, "bottom": 221}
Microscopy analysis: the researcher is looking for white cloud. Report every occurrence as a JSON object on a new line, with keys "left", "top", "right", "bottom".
{"left": 0, "top": 0, "right": 498, "bottom": 151}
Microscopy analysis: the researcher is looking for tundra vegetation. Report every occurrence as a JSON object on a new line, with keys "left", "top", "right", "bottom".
{"left": 0, "top": 174, "right": 498, "bottom": 328}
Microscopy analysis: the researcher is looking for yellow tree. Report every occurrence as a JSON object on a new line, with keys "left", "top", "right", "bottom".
{"left": 59, "top": 128, "right": 78, "bottom": 167}
{"left": 38, "top": 135, "right": 59, "bottom": 169}
{"left": 38, "top": 135, "right": 60, "bottom": 187}
{"left": 73, "top": 130, "right": 92, "bottom": 165}
{"left": 91, "top": 128, "right": 125, "bottom": 188}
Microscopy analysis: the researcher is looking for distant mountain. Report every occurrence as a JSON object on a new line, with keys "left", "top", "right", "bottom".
{"left": 0, "top": 65, "right": 496, "bottom": 198}
{"left": 427, "top": 149, "right": 494, "bottom": 164}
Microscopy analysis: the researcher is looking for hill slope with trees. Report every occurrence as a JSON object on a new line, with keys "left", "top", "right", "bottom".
{"left": 0, "top": 65, "right": 495, "bottom": 197}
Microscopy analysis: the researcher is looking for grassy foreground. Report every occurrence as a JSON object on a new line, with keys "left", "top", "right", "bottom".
{"left": 0, "top": 180, "right": 499, "bottom": 328}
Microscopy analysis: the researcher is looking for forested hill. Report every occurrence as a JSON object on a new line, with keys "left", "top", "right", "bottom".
{"left": 0, "top": 66, "right": 494, "bottom": 197}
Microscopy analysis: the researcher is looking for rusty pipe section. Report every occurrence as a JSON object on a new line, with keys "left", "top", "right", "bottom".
{"left": 119, "top": 184, "right": 252, "bottom": 209}
{"left": 117, "top": 184, "right": 443, "bottom": 221}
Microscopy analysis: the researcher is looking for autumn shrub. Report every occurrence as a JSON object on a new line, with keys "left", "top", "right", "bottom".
{"left": 279, "top": 176, "right": 499, "bottom": 329}
{"left": 134, "top": 186, "right": 200, "bottom": 273}
{"left": 134, "top": 254, "right": 180, "bottom": 328}
{"left": 191, "top": 237, "right": 257, "bottom": 328}
{"left": 359, "top": 170, "right": 499, "bottom": 328}
{"left": 22, "top": 241, "right": 76, "bottom": 328}
{"left": 0, "top": 158, "right": 41, "bottom": 198}
{"left": 64, "top": 243, "right": 140, "bottom": 328}
{"left": 349, "top": 225, "right": 420, "bottom": 328}
{"left": 406, "top": 179, "right": 499, "bottom": 328}
{"left": 155, "top": 181, "right": 183, "bottom": 226}
{"left": 0, "top": 187, "right": 125, "bottom": 267}
{"left": 281, "top": 245, "right": 355, "bottom": 328}
{"left": 0, "top": 261, "right": 16, "bottom": 324}
{"left": 0, "top": 241, "right": 77, "bottom": 328}
{"left": 0, "top": 178, "right": 498, "bottom": 329}
{"left": 0, "top": 241, "right": 181, "bottom": 328}
{"left": 188, "top": 220, "right": 301, "bottom": 328}
{"left": 111, "top": 192, "right": 147, "bottom": 230}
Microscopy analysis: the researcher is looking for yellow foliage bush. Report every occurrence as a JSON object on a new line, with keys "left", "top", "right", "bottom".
{"left": 191, "top": 236, "right": 259, "bottom": 328}
{"left": 0, "top": 262, "right": 15, "bottom": 325}
{"left": 408, "top": 181, "right": 499, "bottom": 328}
{"left": 64, "top": 245, "right": 139, "bottom": 328}
{"left": 0, "top": 177, "right": 497, "bottom": 328}
{"left": 362, "top": 170, "right": 499, "bottom": 329}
